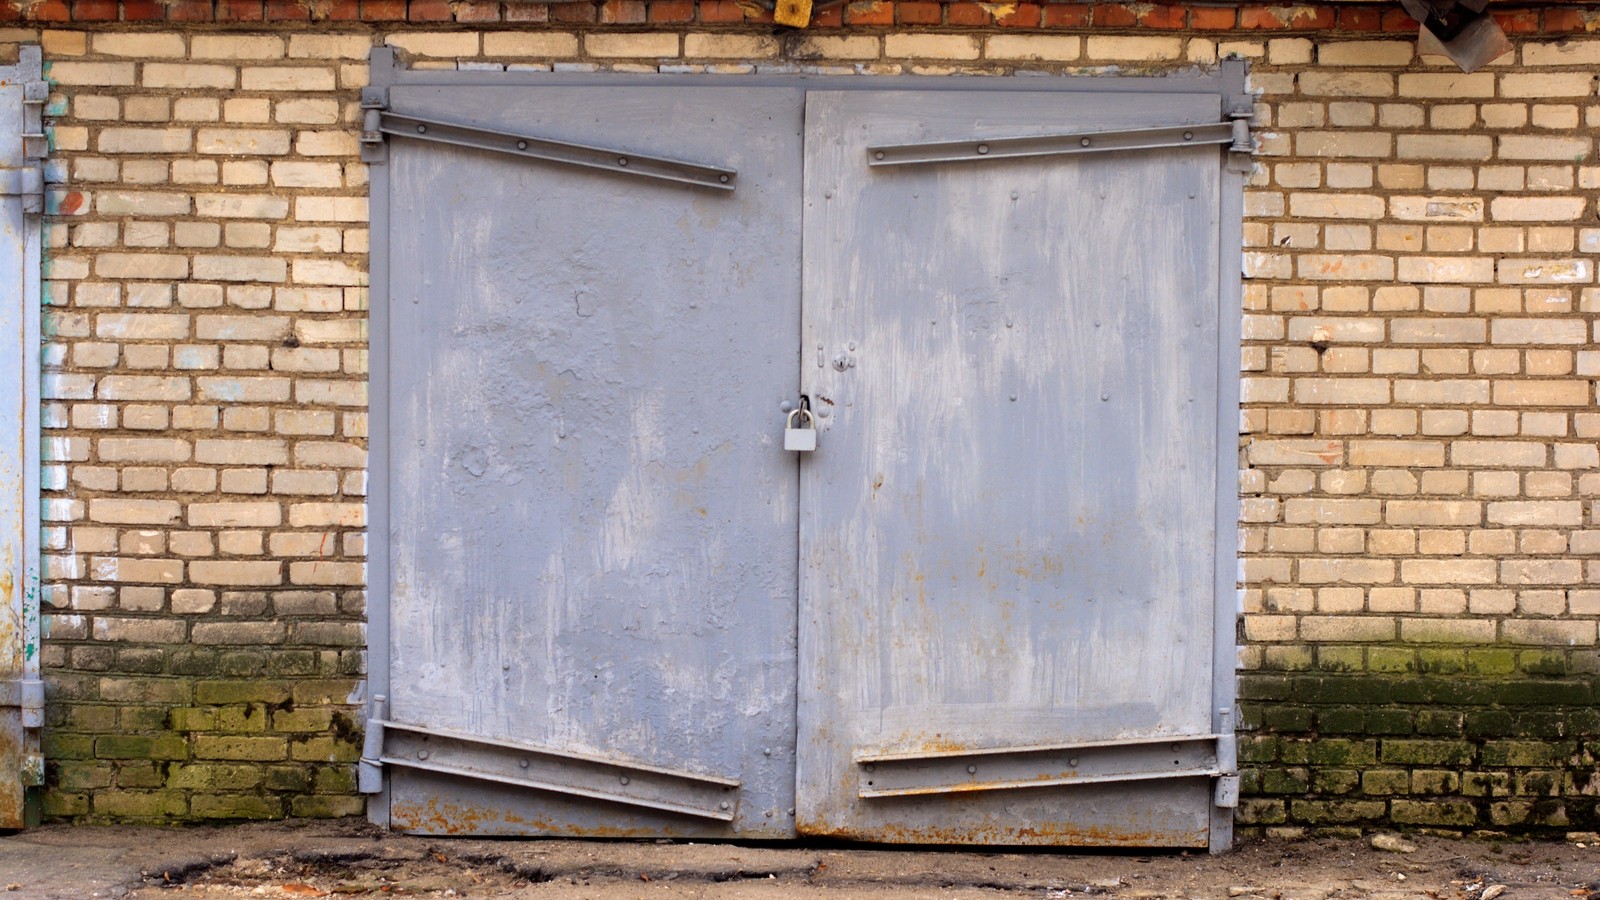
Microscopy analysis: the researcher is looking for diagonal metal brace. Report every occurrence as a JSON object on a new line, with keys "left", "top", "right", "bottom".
{"left": 373, "top": 110, "right": 737, "bottom": 192}
{"left": 868, "top": 121, "right": 1235, "bottom": 168}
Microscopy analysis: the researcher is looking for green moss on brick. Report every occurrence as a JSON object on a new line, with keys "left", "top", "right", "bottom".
{"left": 1260, "top": 768, "right": 1311, "bottom": 794}
{"left": 1516, "top": 651, "right": 1568, "bottom": 677}
{"left": 1287, "top": 799, "right": 1386, "bottom": 825}
{"left": 1365, "top": 709, "right": 1415, "bottom": 735}
{"left": 1360, "top": 768, "right": 1410, "bottom": 795}
{"left": 1466, "top": 649, "right": 1518, "bottom": 677}
{"left": 1416, "top": 649, "right": 1466, "bottom": 675}
{"left": 94, "top": 734, "right": 188, "bottom": 761}
{"left": 1312, "top": 768, "right": 1360, "bottom": 794}
{"left": 1367, "top": 647, "right": 1415, "bottom": 674}
{"left": 1317, "top": 708, "right": 1364, "bottom": 733}
{"left": 1308, "top": 739, "right": 1378, "bottom": 767}
{"left": 190, "top": 794, "right": 283, "bottom": 820}
{"left": 1262, "top": 705, "right": 1314, "bottom": 731}
{"left": 1315, "top": 646, "right": 1365, "bottom": 673}
{"left": 290, "top": 795, "right": 365, "bottom": 818}
{"left": 1391, "top": 798, "right": 1477, "bottom": 827}
{"left": 194, "top": 680, "right": 292, "bottom": 706}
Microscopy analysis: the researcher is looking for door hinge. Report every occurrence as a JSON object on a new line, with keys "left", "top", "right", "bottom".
{"left": 1221, "top": 57, "right": 1256, "bottom": 174}
{"left": 2, "top": 678, "right": 46, "bottom": 786}
{"left": 358, "top": 694, "right": 387, "bottom": 793}
{"left": 358, "top": 87, "right": 388, "bottom": 165}
{"left": 0, "top": 678, "right": 45, "bottom": 729}
{"left": 0, "top": 166, "right": 45, "bottom": 215}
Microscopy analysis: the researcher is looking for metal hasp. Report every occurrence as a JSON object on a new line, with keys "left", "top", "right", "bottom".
{"left": 0, "top": 45, "right": 46, "bottom": 830}
{"left": 855, "top": 734, "right": 1226, "bottom": 799}
{"left": 367, "top": 719, "right": 742, "bottom": 821}
{"left": 359, "top": 90, "right": 736, "bottom": 192}
{"left": 867, "top": 121, "right": 1236, "bottom": 167}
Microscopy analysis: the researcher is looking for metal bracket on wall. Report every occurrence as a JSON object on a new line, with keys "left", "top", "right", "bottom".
{"left": 867, "top": 122, "right": 1236, "bottom": 168}
{"left": 853, "top": 734, "right": 1228, "bottom": 799}
{"left": 357, "top": 96, "right": 737, "bottom": 192}
{"left": 363, "top": 716, "right": 743, "bottom": 821}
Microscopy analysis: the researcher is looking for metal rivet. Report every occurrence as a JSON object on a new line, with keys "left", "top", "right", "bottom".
{"left": 619, "top": 776, "right": 630, "bottom": 785}
{"left": 719, "top": 174, "right": 729, "bottom": 183}
{"left": 617, "top": 157, "right": 629, "bottom": 167}
{"left": 874, "top": 151, "right": 885, "bottom": 160}
{"left": 719, "top": 801, "right": 730, "bottom": 810}
{"left": 1183, "top": 131, "right": 1194, "bottom": 141}
{"left": 1079, "top": 137, "right": 1090, "bottom": 147}
{"left": 1101, "top": 392, "right": 1110, "bottom": 401}
{"left": 417, "top": 750, "right": 429, "bottom": 760}
{"left": 976, "top": 144, "right": 989, "bottom": 155}
{"left": 864, "top": 763, "right": 874, "bottom": 773}
{"left": 763, "top": 748, "right": 772, "bottom": 756}
{"left": 416, "top": 125, "right": 427, "bottom": 134}
{"left": 519, "top": 759, "right": 529, "bottom": 768}
{"left": 1171, "top": 744, "right": 1181, "bottom": 753}
{"left": 967, "top": 765, "right": 977, "bottom": 774}
{"left": 1068, "top": 758, "right": 1079, "bottom": 767}
{"left": 1009, "top": 394, "right": 1017, "bottom": 402}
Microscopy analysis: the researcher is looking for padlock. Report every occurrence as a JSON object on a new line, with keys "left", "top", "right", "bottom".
{"left": 784, "top": 408, "right": 817, "bottom": 452}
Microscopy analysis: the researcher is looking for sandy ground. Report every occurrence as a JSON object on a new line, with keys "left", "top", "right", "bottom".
{"left": 0, "top": 821, "right": 1597, "bottom": 900}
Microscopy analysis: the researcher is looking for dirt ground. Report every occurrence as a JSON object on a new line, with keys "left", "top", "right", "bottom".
{"left": 1, "top": 821, "right": 1598, "bottom": 900}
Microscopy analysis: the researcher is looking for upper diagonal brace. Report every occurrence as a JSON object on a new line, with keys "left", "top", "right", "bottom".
{"left": 867, "top": 121, "right": 1235, "bottom": 168}
{"left": 377, "top": 111, "right": 737, "bottom": 192}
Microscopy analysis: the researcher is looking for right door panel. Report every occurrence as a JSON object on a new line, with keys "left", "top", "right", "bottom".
{"left": 797, "top": 90, "right": 1226, "bottom": 846}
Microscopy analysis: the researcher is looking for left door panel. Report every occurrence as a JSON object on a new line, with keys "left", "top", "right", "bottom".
{"left": 377, "top": 85, "right": 805, "bottom": 837}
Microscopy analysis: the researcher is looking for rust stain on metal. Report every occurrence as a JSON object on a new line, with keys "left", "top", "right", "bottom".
{"left": 798, "top": 817, "right": 1197, "bottom": 848}
{"left": 391, "top": 796, "right": 720, "bottom": 839}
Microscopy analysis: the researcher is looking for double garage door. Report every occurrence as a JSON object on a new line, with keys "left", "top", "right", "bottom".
{"left": 364, "top": 54, "right": 1248, "bottom": 850}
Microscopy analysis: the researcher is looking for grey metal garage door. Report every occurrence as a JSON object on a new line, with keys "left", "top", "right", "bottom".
{"left": 362, "top": 51, "right": 1249, "bottom": 850}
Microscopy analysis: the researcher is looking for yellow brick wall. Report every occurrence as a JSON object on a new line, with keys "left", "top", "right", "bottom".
{"left": 1, "top": 22, "right": 1596, "bottom": 826}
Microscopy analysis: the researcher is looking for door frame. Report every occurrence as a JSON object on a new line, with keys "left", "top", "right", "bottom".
{"left": 0, "top": 45, "right": 46, "bottom": 829}
{"left": 360, "top": 49, "right": 1250, "bottom": 847}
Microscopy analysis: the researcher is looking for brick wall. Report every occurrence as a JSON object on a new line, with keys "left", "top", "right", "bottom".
{"left": 2, "top": 1, "right": 1598, "bottom": 831}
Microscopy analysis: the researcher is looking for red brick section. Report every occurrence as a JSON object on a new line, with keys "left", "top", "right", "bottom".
{"left": 4, "top": 0, "right": 1597, "bottom": 28}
